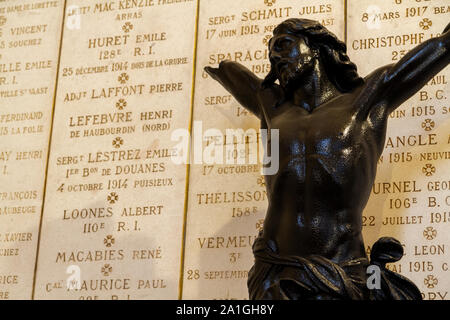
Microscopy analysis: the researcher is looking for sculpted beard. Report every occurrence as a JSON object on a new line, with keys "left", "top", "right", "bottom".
{"left": 278, "top": 55, "right": 316, "bottom": 93}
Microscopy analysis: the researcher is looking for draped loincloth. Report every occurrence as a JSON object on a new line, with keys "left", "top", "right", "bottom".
{"left": 248, "top": 233, "right": 422, "bottom": 300}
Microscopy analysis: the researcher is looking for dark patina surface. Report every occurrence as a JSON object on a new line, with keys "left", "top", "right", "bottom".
{"left": 205, "top": 19, "right": 450, "bottom": 300}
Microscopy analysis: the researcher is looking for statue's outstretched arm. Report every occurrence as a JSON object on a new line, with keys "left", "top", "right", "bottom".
{"left": 204, "top": 60, "right": 263, "bottom": 119}
{"left": 381, "top": 22, "right": 450, "bottom": 112}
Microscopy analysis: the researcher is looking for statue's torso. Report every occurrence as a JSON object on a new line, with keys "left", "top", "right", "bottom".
{"left": 260, "top": 85, "right": 388, "bottom": 263}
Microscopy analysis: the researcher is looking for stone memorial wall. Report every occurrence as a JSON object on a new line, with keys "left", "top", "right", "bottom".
{"left": 0, "top": 0, "right": 448, "bottom": 300}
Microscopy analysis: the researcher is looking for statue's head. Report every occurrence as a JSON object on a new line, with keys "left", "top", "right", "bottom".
{"left": 263, "top": 18, "right": 363, "bottom": 93}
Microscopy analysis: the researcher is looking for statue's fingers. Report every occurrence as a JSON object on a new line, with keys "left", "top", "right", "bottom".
{"left": 204, "top": 66, "right": 219, "bottom": 78}
{"left": 444, "top": 21, "right": 450, "bottom": 34}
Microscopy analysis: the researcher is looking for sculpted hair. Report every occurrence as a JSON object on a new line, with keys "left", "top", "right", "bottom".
{"left": 263, "top": 18, "right": 364, "bottom": 93}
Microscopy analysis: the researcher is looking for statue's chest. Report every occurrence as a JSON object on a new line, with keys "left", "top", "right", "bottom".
{"left": 267, "top": 103, "right": 374, "bottom": 188}
{"left": 269, "top": 104, "right": 362, "bottom": 157}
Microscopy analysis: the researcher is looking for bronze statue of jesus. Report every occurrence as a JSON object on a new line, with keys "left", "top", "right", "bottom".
{"left": 205, "top": 19, "right": 449, "bottom": 300}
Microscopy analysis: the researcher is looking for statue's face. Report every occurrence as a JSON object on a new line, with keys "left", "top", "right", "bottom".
{"left": 269, "top": 33, "right": 317, "bottom": 89}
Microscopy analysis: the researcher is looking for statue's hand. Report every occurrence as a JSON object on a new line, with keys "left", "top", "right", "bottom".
{"left": 204, "top": 66, "right": 220, "bottom": 81}
{"left": 444, "top": 21, "right": 450, "bottom": 34}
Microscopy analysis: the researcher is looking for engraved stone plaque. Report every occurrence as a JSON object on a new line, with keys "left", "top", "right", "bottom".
{"left": 33, "top": 0, "right": 197, "bottom": 300}
{"left": 348, "top": 0, "right": 449, "bottom": 300}
{"left": 181, "top": 0, "right": 345, "bottom": 300}
{"left": 0, "top": 0, "right": 64, "bottom": 300}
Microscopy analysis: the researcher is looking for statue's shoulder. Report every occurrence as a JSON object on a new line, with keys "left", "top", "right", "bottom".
{"left": 361, "top": 65, "right": 392, "bottom": 90}
{"left": 256, "top": 83, "right": 285, "bottom": 113}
